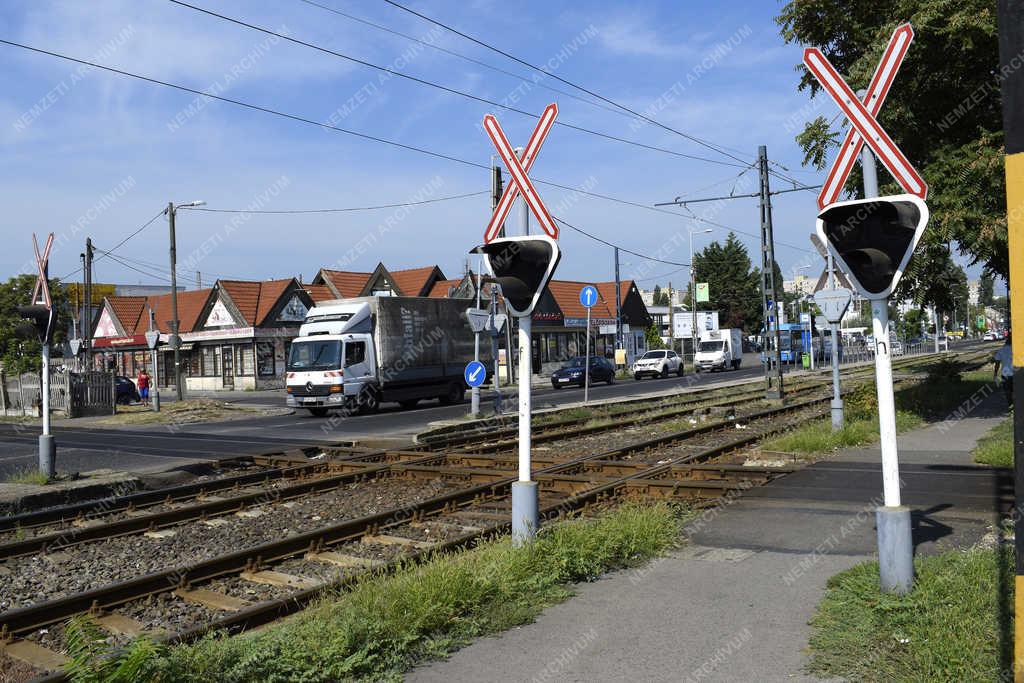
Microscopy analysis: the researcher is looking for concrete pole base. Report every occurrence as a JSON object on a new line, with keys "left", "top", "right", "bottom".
{"left": 38, "top": 434, "right": 55, "bottom": 479}
{"left": 876, "top": 505, "right": 914, "bottom": 594}
{"left": 511, "top": 481, "right": 539, "bottom": 547}
{"left": 153, "top": 392, "right": 161, "bottom": 412}
{"left": 830, "top": 398, "right": 844, "bottom": 432}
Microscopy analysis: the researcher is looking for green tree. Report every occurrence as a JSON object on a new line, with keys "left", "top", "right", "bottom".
{"left": 0, "top": 274, "right": 70, "bottom": 374}
{"left": 897, "top": 308, "right": 925, "bottom": 340}
{"left": 644, "top": 323, "right": 665, "bottom": 350}
{"left": 651, "top": 284, "right": 669, "bottom": 307}
{"left": 687, "top": 233, "right": 762, "bottom": 332}
{"left": 979, "top": 270, "right": 995, "bottom": 306}
{"left": 777, "top": 0, "right": 1008, "bottom": 290}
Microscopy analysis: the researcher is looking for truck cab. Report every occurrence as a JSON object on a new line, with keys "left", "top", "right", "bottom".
{"left": 286, "top": 333, "right": 377, "bottom": 417}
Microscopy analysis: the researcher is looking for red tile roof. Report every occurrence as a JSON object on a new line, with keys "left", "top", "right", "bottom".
{"left": 218, "top": 278, "right": 294, "bottom": 326}
{"left": 428, "top": 278, "right": 462, "bottom": 298}
{"left": 390, "top": 266, "right": 442, "bottom": 296}
{"left": 303, "top": 284, "right": 336, "bottom": 303}
{"left": 320, "top": 269, "right": 371, "bottom": 298}
{"left": 596, "top": 280, "right": 634, "bottom": 309}
{"left": 255, "top": 279, "right": 293, "bottom": 325}
{"left": 547, "top": 280, "right": 614, "bottom": 320}
{"left": 107, "top": 296, "right": 147, "bottom": 335}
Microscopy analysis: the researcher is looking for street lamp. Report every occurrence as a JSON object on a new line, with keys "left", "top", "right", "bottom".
{"left": 165, "top": 200, "right": 205, "bottom": 400}
{"left": 689, "top": 228, "right": 712, "bottom": 364}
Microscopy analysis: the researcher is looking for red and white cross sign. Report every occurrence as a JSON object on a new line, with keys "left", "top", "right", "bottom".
{"left": 31, "top": 232, "right": 54, "bottom": 310}
{"left": 803, "top": 23, "right": 928, "bottom": 208}
{"left": 483, "top": 103, "right": 559, "bottom": 243}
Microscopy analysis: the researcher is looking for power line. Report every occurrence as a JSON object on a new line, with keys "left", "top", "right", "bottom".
{"left": 378, "top": 0, "right": 805, "bottom": 186}
{"left": 294, "top": 0, "right": 627, "bottom": 121}
{"left": 553, "top": 216, "right": 690, "bottom": 267}
{"left": 0, "top": 37, "right": 816, "bottom": 268}
{"left": 57, "top": 209, "right": 165, "bottom": 280}
{"left": 168, "top": 1, "right": 747, "bottom": 168}
{"left": 180, "top": 190, "right": 488, "bottom": 214}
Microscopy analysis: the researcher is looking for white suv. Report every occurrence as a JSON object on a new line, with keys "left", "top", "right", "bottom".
{"left": 632, "top": 350, "right": 684, "bottom": 379}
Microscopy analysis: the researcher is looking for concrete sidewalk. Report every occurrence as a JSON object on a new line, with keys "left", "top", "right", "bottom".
{"left": 408, "top": 395, "right": 1009, "bottom": 683}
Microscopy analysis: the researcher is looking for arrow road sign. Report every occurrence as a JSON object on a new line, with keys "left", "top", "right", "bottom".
{"left": 464, "top": 360, "right": 486, "bottom": 388}
{"left": 813, "top": 24, "right": 917, "bottom": 209}
{"left": 579, "top": 285, "right": 598, "bottom": 309}
{"left": 804, "top": 28, "right": 927, "bottom": 203}
{"left": 483, "top": 103, "right": 559, "bottom": 243}
{"left": 814, "top": 288, "right": 853, "bottom": 323}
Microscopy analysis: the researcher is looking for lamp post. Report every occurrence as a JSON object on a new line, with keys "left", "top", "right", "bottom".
{"left": 689, "top": 228, "right": 712, "bottom": 364}
{"left": 166, "top": 200, "right": 205, "bottom": 400}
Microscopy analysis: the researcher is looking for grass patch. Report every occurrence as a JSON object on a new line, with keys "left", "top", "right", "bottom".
{"left": 762, "top": 366, "right": 992, "bottom": 456}
{"left": 67, "top": 503, "right": 684, "bottom": 682}
{"left": 973, "top": 418, "right": 1014, "bottom": 467}
{"left": 4, "top": 468, "right": 50, "bottom": 485}
{"left": 807, "top": 546, "right": 1012, "bottom": 682}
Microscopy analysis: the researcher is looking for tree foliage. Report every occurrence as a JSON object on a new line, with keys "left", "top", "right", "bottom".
{"left": 777, "top": 0, "right": 1008, "bottom": 292}
{"left": 687, "top": 233, "right": 762, "bottom": 332}
{"left": 0, "top": 274, "right": 69, "bottom": 374}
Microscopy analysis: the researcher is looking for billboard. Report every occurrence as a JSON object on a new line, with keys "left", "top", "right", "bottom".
{"left": 671, "top": 311, "right": 719, "bottom": 339}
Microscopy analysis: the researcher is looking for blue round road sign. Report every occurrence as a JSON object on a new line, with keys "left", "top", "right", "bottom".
{"left": 464, "top": 360, "right": 486, "bottom": 388}
{"left": 579, "top": 285, "right": 598, "bottom": 308}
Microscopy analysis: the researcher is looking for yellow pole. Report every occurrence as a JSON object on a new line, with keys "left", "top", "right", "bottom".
{"left": 997, "top": 2, "right": 1023, "bottom": 679}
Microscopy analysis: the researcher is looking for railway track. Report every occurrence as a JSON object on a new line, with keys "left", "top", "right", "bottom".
{"left": 0, "top": 350, "right": 987, "bottom": 678}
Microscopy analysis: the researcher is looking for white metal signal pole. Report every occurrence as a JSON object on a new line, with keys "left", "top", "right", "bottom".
{"left": 828, "top": 253, "right": 844, "bottom": 431}
{"left": 861, "top": 144, "right": 913, "bottom": 594}
{"left": 470, "top": 265, "right": 482, "bottom": 417}
{"left": 512, "top": 171, "right": 536, "bottom": 547}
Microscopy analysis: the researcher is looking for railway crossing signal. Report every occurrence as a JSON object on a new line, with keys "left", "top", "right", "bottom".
{"left": 18, "top": 233, "right": 56, "bottom": 480}
{"left": 804, "top": 23, "right": 927, "bottom": 207}
{"left": 483, "top": 104, "right": 559, "bottom": 243}
{"left": 816, "top": 194, "right": 928, "bottom": 301}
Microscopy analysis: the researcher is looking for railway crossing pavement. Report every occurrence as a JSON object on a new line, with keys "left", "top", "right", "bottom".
{"left": 407, "top": 388, "right": 1009, "bottom": 682}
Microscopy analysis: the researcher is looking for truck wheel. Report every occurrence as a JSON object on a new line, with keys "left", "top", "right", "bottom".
{"left": 732, "top": 360, "right": 740, "bottom": 370}
{"left": 308, "top": 408, "right": 328, "bottom": 417}
{"left": 358, "top": 388, "right": 380, "bottom": 414}
{"left": 398, "top": 399, "right": 419, "bottom": 410}
{"left": 439, "top": 382, "right": 464, "bottom": 405}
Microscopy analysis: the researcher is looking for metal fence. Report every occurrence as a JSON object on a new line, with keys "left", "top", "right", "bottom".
{"left": 0, "top": 368, "right": 114, "bottom": 417}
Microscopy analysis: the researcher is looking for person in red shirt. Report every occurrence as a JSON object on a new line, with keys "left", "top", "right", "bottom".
{"left": 137, "top": 369, "right": 151, "bottom": 406}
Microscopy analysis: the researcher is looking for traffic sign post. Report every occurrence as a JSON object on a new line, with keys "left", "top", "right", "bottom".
{"left": 580, "top": 285, "right": 598, "bottom": 403}
{"left": 146, "top": 308, "right": 161, "bottom": 412}
{"left": 476, "top": 103, "right": 563, "bottom": 546}
{"left": 815, "top": 287, "right": 852, "bottom": 431}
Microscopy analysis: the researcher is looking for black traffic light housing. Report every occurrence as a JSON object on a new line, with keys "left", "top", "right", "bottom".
{"left": 816, "top": 194, "right": 928, "bottom": 300}
{"left": 472, "top": 235, "right": 561, "bottom": 317}
{"left": 16, "top": 304, "right": 54, "bottom": 343}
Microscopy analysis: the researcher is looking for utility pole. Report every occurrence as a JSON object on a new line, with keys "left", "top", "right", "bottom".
{"left": 167, "top": 202, "right": 184, "bottom": 400}
{"left": 996, "top": 1, "right": 1023, "bottom": 677}
{"left": 83, "top": 237, "right": 93, "bottom": 369}
{"left": 758, "top": 145, "right": 785, "bottom": 400}
{"left": 165, "top": 200, "right": 205, "bottom": 400}
{"left": 667, "top": 282, "right": 675, "bottom": 353}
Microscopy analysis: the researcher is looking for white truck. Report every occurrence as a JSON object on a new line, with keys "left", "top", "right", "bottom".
{"left": 694, "top": 328, "right": 743, "bottom": 372}
{"left": 285, "top": 297, "right": 490, "bottom": 416}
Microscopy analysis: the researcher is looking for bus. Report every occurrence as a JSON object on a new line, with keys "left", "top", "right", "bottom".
{"left": 760, "top": 323, "right": 816, "bottom": 364}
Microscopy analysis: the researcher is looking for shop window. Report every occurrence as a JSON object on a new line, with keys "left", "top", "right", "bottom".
{"left": 256, "top": 341, "right": 275, "bottom": 376}
{"left": 201, "top": 346, "right": 219, "bottom": 376}
{"left": 236, "top": 344, "right": 254, "bottom": 376}
{"left": 186, "top": 351, "right": 200, "bottom": 377}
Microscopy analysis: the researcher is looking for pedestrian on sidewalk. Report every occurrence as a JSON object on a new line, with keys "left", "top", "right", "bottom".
{"left": 137, "top": 368, "right": 151, "bottom": 407}
{"left": 993, "top": 332, "right": 1013, "bottom": 410}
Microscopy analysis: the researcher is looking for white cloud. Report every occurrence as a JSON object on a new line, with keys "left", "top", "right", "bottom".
{"left": 595, "top": 17, "right": 697, "bottom": 58}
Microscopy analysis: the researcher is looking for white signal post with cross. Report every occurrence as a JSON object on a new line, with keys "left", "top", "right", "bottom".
{"left": 805, "top": 24, "right": 929, "bottom": 594}
{"left": 26, "top": 233, "right": 57, "bottom": 478}
{"left": 479, "top": 103, "right": 563, "bottom": 546}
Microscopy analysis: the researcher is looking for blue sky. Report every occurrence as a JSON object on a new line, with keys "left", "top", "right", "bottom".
{"left": 1, "top": 0, "right": 883, "bottom": 291}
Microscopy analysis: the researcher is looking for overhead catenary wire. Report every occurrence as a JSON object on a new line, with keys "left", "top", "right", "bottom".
{"left": 377, "top": 0, "right": 807, "bottom": 187}
{"left": 0, "top": 37, "right": 816, "bottom": 270}
{"left": 180, "top": 190, "right": 488, "bottom": 214}
{"left": 167, "top": 0, "right": 748, "bottom": 169}
{"left": 293, "top": 0, "right": 627, "bottom": 121}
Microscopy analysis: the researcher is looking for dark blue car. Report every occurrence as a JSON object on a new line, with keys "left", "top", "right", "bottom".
{"left": 114, "top": 376, "right": 140, "bottom": 405}
{"left": 550, "top": 356, "right": 615, "bottom": 389}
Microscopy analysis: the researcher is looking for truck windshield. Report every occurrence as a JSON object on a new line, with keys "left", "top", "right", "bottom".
{"left": 287, "top": 340, "right": 342, "bottom": 371}
{"left": 698, "top": 341, "right": 724, "bottom": 353}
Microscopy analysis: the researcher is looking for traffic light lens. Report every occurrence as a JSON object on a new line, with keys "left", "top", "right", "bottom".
{"left": 820, "top": 199, "right": 923, "bottom": 297}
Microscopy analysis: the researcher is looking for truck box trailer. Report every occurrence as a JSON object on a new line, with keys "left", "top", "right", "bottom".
{"left": 694, "top": 328, "right": 743, "bottom": 372}
{"left": 285, "top": 297, "right": 492, "bottom": 416}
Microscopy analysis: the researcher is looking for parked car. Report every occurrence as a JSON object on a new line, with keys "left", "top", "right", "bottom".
{"left": 632, "top": 349, "right": 684, "bottom": 379}
{"left": 891, "top": 340, "right": 904, "bottom": 356}
{"left": 114, "top": 376, "right": 140, "bottom": 405}
{"left": 550, "top": 356, "right": 615, "bottom": 389}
